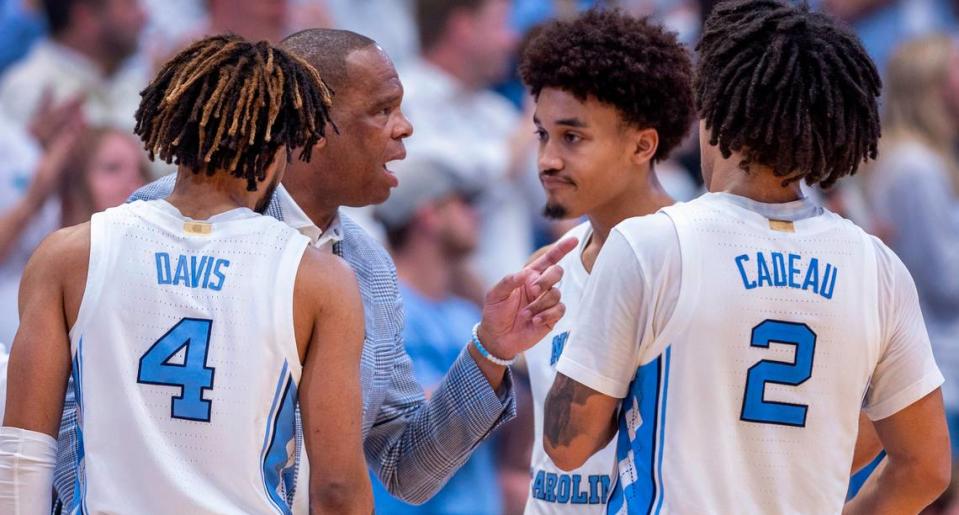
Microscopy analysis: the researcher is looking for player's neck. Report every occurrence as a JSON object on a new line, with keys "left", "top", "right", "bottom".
{"left": 583, "top": 170, "right": 673, "bottom": 272}
{"left": 708, "top": 159, "right": 804, "bottom": 204}
{"left": 166, "top": 169, "right": 262, "bottom": 219}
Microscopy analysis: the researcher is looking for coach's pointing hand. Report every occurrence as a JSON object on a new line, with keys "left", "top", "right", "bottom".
{"left": 469, "top": 237, "right": 578, "bottom": 390}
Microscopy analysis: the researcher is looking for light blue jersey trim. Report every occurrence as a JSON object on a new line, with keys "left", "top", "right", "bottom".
{"left": 607, "top": 347, "right": 672, "bottom": 515}
{"left": 653, "top": 348, "right": 671, "bottom": 514}
{"left": 260, "top": 362, "right": 296, "bottom": 515}
{"left": 69, "top": 338, "right": 88, "bottom": 515}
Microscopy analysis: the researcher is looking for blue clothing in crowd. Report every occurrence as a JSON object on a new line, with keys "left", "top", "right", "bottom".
{"left": 0, "top": 0, "right": 45, "bottom": 74}
{"left": 372, "top": 283, "right": 503, "bottom": 515}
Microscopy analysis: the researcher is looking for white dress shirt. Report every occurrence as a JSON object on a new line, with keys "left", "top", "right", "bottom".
{"left": 274, "top": 184, "right": 344, "bottom": 253}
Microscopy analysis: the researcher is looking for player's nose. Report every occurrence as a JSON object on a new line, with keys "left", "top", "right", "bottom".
{"left": 538, "top": 142, "right": 563, "bottom": 172}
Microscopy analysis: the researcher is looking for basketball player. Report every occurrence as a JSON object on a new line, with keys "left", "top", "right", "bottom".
{"left": 517, "top": 11, "right": 694, "bottom": 513}
{"left": 543, "top": 1, "right": 950, "bottom": 514}
{"left": 0, "top": 35, "right": 373, "bottom": 514}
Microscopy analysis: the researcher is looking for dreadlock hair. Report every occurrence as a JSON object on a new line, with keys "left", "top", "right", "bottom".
{"left": 695, "top": 0, "right": 882, "bottom": 188}
{"left": 135, "top": 34, "right": 334, "bottom": 191}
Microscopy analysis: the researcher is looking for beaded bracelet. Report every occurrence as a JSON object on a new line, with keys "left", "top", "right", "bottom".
{"left": 470, "top": 322, "right": 516, "bottom": 367}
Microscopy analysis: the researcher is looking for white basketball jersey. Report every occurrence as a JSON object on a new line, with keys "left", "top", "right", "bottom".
{"left": 610, "top": 195, "right": 883, "bottom": 514}
{"left": 65, "top": 200, "right": 309, "bottom": 514}
{"left": 525, "top": 222, "right": 617, "bottom": 514}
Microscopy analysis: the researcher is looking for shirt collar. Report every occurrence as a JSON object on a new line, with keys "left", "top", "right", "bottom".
{"left": 709, "top": 191, "right": 822, "bottom": 222}
{"left": 274, "top": 184, "right": 344, "bottom": 251}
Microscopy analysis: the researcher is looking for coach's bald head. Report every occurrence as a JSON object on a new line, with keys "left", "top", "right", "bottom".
{"left": 281, "top": 28, "right": 377, "bottom": 95}
{"left": 279, "top": 28, "right": 413, "bottom": 216}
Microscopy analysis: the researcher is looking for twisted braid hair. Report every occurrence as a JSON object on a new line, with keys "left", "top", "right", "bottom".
{"left": 135, "top": 34, "right": 335, "bottom": 191}
{"left": 696, "top": 0, "right": 882, "bottom": 188}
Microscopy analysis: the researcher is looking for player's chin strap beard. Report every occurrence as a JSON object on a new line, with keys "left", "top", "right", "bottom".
{"left": 543, "top": 203, "right": 569, "bottom": 220}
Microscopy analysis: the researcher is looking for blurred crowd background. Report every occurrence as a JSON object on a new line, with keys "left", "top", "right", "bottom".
{"left": 0, "top": 0, "right": 957, "bottom": 513}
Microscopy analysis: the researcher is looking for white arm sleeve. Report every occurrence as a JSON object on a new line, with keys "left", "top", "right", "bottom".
{"left": 0, "top": 427, "right": 56, "bottom": 515}
{"left": 555, "top": 228, "right": 649, "bottom": 398}
{"left": 862, "top": 242, "right": 945, "bottom": 421}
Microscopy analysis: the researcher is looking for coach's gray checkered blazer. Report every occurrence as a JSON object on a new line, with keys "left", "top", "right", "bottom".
{"left": 53, "top": 174, "right": 516, "bottom": 511}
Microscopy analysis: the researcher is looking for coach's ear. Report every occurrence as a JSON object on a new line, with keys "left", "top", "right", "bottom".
{"left": 631, "top": 128, "right": 659, "bottom": 166}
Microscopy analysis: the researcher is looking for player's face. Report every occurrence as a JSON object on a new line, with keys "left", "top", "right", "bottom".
{"left": 319, "top": 46, "right": 413, "bottom": 207}
{"left": 533, "top": 87, "right": 644, "bottom": 219}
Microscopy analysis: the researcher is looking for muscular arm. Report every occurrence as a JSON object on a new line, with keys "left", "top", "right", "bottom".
{"left": 542, "top": 373, "right": 620, "bottom": 471}
{"left": 296, "top": 251, "right": 372, "bottom": 514}
{"left": 843, "top": 389, "right": 950, "bottom": 514}
{"left": 1, "top": 226, "right": 86, "bottom": 514}
{"left": 4, "top": 225, "right": 86, "bottom": 435}
{"left": 851, "top": 411, "right": 883, "bottom": 475}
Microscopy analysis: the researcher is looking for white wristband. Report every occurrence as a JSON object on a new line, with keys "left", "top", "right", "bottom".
{"left": 470, "top": 323, "right": 515, "bottom": 366}
{"left": 0, "top": 426, "right": 57, "bottom": 515}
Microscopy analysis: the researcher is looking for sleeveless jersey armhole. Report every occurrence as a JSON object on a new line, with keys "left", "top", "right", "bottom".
{"left": 68, "top": 212, "right": 111, "bottom": 350}
{"left": 275, "top": 233, "right": 310, "bottom": 385}
{"left": 647, "top": 206, "right": 699, "bottom": 359}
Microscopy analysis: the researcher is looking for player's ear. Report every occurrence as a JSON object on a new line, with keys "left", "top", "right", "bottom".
{"left": 632, "top": 128, "right": 659, "bottom": 166}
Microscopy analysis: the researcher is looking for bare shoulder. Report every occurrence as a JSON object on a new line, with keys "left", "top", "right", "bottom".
{"left": 19, "top": 223, "right": 91, "bottom": 320}
{"left": 294, "top": 247, "right": 360, "bottom": 304}
{"left": 24, "top": 223, "right": 91, "bottom": 280}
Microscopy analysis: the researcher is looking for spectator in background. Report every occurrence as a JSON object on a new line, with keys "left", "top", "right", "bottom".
{"left": 0, "top": 0, "right": 147, "bottom": 131}
{"left": 865, "top": 34, "right": 959, "bottom": 450}
{"left": 401, "top": 0, "right": 539, "bottom": 289}
{"left": 148, "top": 0, "right": 294, "bottom": 69}
{"left": 201, "top": 0, "right": 288, "bottom": 43}
{"left": 59, "top": 127, "right": 149, "bottom": 227}
{"left": 372, "top": 158, "right": 502, "bottom": 515}
{"left": 820, "top": 0, "right": 957, "bottom": 72}
{"left": 0, "top": 99, "right": 84, "bottom": 345}
{"left": 0, "top": 0, "right": 46, "bottom": 74}
{"left": 320, "top": 0, "right": 420, "bottom": 67}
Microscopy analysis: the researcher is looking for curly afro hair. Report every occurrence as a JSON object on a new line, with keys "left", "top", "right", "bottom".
{"left": 696, "top": 0, "right": 881, "bottom": 188}
{"left": 519, "top": 9, "right": 695, "bottom": 163}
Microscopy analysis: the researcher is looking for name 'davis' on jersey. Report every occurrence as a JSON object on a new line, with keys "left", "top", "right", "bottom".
{"left": 155, "top": 252, "right": 230, "bottom": 290}
{"left": 734, "top": 251, "right": 838, "bottom": 299}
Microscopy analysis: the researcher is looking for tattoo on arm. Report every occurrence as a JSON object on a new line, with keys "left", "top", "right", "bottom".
{"left": 544, "top": 374, "right": 604, "bottom": 449}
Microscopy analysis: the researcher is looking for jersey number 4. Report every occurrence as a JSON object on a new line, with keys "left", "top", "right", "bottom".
{"left": 741, "top": 320, "right": 817, "bottom": 427}
{"left": 137, "top": 318, "right": 216, "bottom": 422}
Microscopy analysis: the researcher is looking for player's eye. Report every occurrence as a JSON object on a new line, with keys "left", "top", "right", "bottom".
{"left": 564, "top": 132, "right": 582, "bottom": 144}
{"left": 534, "top": 128, "right": 548, "bottom": 142}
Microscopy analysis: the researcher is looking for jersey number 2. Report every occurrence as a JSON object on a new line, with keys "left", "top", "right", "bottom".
{"left": 137, "top": 318, "right": 216, "bottom": 422}
{"left": 741, "top": 320, "right": 817, "bottom": 427}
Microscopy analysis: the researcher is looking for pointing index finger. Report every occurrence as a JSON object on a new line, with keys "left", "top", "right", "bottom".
{"left": 528, "top": 237, "right": 578, "bottom": 274}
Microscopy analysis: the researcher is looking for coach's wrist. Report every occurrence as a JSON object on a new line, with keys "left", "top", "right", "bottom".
{"left": 475, "top": 322, "right": 517, "bottom": 362}
{"left": 467, "top": 336, "right": 508, "bottom": 395}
